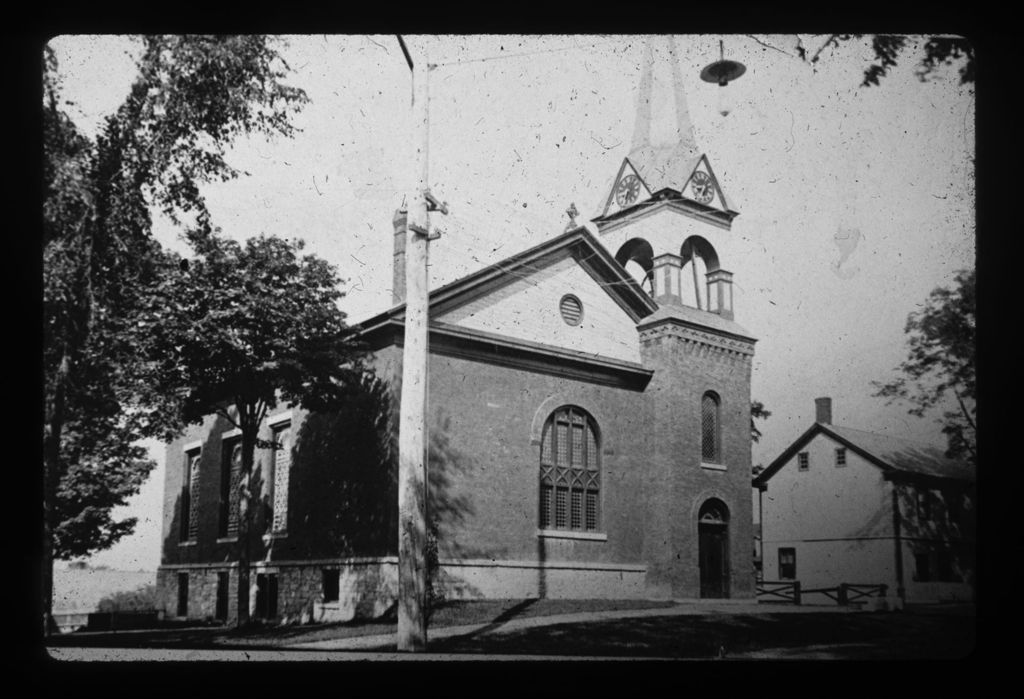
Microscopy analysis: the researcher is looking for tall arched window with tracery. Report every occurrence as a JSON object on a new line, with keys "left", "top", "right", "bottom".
{"left": 539, "top": 406, "right": 601, "bottom": 532}
{"left": 701, "top": 391, "right": 721, "bottom": 464}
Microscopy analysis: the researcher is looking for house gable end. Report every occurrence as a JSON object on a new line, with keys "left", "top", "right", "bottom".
{"left": 754, "top": 424, "right": 892, "bottom": 489}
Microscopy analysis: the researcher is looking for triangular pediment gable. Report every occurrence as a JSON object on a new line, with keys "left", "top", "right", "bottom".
{"left": 360, "top": 228, "right": 657, "bottom": 367}
{"left": 431, "top": 231, "right": 654, "bottom": 364}
{"left": 679, "top": 154, "right": 736, "bottom": 214}
{"left": 598, "top": 158, "right": 654, "bottom": 218}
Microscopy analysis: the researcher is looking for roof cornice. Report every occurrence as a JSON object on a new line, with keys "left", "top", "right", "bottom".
{"left": 357, "top": 226, "right": 657, "bottom": 330}
{"left": 592, "top": 191, "right": 738, "bottom": 232}
{"left": 360, "top": 318, "right": 653, "bottom": 390}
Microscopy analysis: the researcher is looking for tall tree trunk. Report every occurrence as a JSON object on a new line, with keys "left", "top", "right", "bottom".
{"left": 42, "top": 352, "right": 70, "bottom": 638}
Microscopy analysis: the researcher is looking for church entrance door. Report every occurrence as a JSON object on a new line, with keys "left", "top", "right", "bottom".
{"left": 698, "top": 499, "right": 730, "bottom": 599}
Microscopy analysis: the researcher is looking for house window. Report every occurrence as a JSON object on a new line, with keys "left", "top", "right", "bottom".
{"left": 797, "top": 452, "right": 809, "bottom": 471}
{"left": 835, "top": 447, "right": 846, "bottom": 467}
{"left": 701, "top": 392, "right": 721, "bottom": 464}
{"left": 916, "top": 489, "right": 932, "bottom": 521}
{"left": 219, "top": 441, "right": 242, "bottom": 538}
{"left": 778, "top": 548, "right": 796, "bottom": 580}
{"left": 177, "top": 573, "right": 189, "bottom": 617}
{"left": 180, "top": 449, "right": 201, "bottom": 542}
{"left": 271, "top": 423, "right": 292, "bottom": 534}
{"left": 945, "top": 490, "right": 962, "bottom": 526}
{"left": 539, "top": 406, "right": 600, "bottom": 532}
{"left": 914, "top": 553, "right": 931, "bottom": 582}
{"left": 322, "top": 568, "right": 340, "bottom": 603}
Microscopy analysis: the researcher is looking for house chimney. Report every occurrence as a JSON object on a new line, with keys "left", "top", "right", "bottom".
{"left": 393, "top": 208, "right": 407, "bottom": 305}
{"left": 815, "top": 397, "right": 832, "bottom": 425}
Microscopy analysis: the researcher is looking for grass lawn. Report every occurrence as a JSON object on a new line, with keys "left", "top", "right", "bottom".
{"left": 46, "top": 598, "right": 675, "bottom": 649}
{"left": 45, "top": 599, "right": 974, "bottom": 660}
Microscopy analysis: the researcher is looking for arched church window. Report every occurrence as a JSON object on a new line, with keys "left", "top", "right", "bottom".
{"left": 701, "top": 392, "right": 722, "bottom": 464}
{"left": 539, "top": 406, "right": 600, "bottom": 532}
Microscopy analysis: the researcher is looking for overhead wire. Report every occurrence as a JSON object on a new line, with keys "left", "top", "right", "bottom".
{"left": 428, "top": 36, "right": 631, "bottom": 69}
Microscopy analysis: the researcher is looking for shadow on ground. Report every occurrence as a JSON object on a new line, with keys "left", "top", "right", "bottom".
{"left": 46, "top": 601, "right": 974, "bottom": 660}
{"left": 427, "top": 609, "right": 975, "bottom": 659}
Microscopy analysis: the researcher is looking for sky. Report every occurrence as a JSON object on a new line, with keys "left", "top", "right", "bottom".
{"left": 47, "top": 34, "right": 975, "bottom": 571}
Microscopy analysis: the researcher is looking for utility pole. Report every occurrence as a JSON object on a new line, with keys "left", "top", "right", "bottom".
{"left": 396, "top": 35, "right": 445, "bottom": 653}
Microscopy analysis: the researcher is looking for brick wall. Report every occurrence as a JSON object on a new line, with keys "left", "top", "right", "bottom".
{"left": 639, "top": 318, "right": 756, "bottom": 599}
{"left": 159, "top": 316, "right": 756, "bottom": 606}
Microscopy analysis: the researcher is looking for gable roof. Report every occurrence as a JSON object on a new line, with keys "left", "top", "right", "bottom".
{"left": 754, "top": 422, "right": 975, "bottom": 488}
{"left": 357, "top": 224, "right": 658, "bottom": 332}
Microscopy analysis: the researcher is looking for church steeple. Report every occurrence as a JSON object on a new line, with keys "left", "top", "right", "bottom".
{"left": 627, "top": 35, "right": 702, "bottom": 194}
{"left": 595, "top": 36, "right": 738, "bottom": 223}
{"left": 590, "top": 36, "right": 743, "bottom": 324}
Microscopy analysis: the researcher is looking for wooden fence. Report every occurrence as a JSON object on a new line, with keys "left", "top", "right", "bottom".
{"left": 757, "top": 581, "right": 887, "bottom": 606}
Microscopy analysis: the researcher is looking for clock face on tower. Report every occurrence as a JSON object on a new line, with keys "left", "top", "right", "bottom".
{"left": 615, "top": 174, "right": 642, "bottom": 207}
{"left": 689, "top": 171, "right": 713, "bottom": 204}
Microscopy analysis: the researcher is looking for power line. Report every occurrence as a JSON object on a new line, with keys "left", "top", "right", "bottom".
{"left": 430, "top": 37, "right": 632, "bottom": 69}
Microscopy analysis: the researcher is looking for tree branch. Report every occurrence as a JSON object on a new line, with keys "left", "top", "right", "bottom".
{"left": 215, "top": 406, "right": 240, "bottom": 431}
{"left": 809, "top": 34, "right": 840, "bottom": 64}
{"left": 953, "top": 387, "right": 977, "bottom": 432}
{"left": 744, "top": 35, "right": 798, "bottom": 58}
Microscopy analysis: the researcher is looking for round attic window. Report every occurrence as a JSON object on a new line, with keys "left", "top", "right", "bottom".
{"left": 559, "top": 294, "right": 583, "bottom": 326}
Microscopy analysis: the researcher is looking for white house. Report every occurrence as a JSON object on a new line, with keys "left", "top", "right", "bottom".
{"left": 754, "top": 398, "right": 974, "bottom": 605}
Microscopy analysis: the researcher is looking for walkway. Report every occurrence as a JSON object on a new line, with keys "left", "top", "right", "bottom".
{"left": 288, "top": 600, "right": 857, "bottom": 651}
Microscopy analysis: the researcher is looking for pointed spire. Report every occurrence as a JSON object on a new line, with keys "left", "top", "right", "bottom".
{"left": 626, "top": 36, "right": 702, "bottom": 194}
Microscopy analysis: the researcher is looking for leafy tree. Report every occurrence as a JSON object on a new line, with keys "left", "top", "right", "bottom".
{"left": 874, "top": 269, "right": 976, "bottom": 465}
{"left": 136, "top": 231, "right": 365, "bottom": 625}
{"left": 43, "top": 36, "right": 307, "bottom": 635}
{"left": 750, "top": 400, "right": 771, "bottom": 444}
{"left": 97, "top": 584, "right": 160, "bottom": 613}
{"left": 797, "top": 34, "right": 974, "bottom": 87}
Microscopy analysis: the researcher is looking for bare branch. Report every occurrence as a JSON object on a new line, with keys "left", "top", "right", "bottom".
{"left": 215, "top": 406, "right": 240, "bottom": 431}
{"left": 809, "top": 34, "right": 840, "bottom": 64}
{"left": 744, "top": 35, "right": 798, "bottom": 58}
{"left": 953, "top": 388, "right": 977, "bottom": 432}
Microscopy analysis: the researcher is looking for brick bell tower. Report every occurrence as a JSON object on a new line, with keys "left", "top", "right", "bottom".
{"left": 590, "top": 36, "right": 757, "bottom": 600}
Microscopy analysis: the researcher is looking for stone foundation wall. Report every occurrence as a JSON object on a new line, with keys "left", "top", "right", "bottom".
{"left": 158, "top": 557, "right": 649, "bottom": 625}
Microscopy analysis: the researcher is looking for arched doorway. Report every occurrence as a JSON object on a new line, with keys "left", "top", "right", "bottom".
{"left": 698, "top": 498, "right": 730, "bottom": 598}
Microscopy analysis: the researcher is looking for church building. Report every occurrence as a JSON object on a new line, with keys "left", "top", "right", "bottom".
{"left": 157, "top": 37, "right": 759, "bottom": 624}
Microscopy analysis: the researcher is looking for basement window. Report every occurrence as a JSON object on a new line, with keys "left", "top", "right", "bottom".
{"left": 914, "top": 553, "right": 931, "bottom": 582}
{"left": 322, "top": 568, "right": 340, "bottom": 603}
